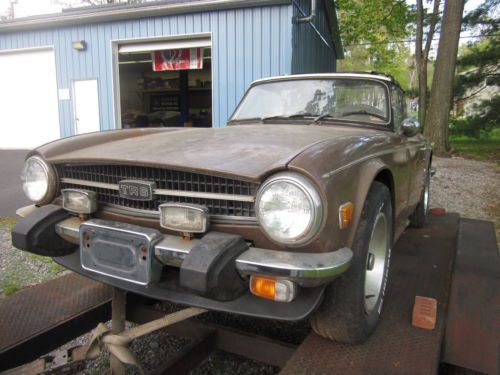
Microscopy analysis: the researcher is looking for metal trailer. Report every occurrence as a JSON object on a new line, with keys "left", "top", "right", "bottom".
{"left": 0, "top": 214, "right": 498, "bottom": 375}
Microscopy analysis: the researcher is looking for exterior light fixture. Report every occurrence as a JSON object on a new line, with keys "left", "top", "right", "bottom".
{"left": 159, "top": 203, "right": 209, "bottom": 233}
{"left": 249, "top": 276, "right": 297, "bottom": 302}
{"left": 62, "top": 189, "right": 97, "bottom": 214}
{"left": 72, "top": 40, "right": 87, "bottom": 51}
{"left": 339, "top": 202, "right": 354, "bottom": 229}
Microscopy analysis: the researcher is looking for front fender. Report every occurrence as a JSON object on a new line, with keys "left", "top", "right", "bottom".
{"left": 326, "top": 158, "right": 393, "bottom": 249}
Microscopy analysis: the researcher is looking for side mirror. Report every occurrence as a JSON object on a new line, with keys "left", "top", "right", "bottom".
{"left": 401, "top": 117, "right": 420, "bottom": 137}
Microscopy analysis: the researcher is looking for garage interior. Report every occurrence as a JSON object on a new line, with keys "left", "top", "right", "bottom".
{"left": 118, "top": 39, "right": 212, "bottom": 129}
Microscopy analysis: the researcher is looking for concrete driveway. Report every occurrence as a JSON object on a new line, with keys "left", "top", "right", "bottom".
{"left": 0, "top": 150, "right": 30, "bottom": 217}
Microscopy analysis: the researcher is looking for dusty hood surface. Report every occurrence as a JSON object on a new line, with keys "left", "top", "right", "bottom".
{"left": 35, "top": 125, "right": 372, "bottom": 181}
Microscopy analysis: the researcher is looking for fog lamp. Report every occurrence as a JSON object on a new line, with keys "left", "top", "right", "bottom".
{"left": 62, "top": 189, "right": 97, "bottom": 214}
{"left": 249, "top": 276, "right": 297, "bottom": 302}
{"left": 159, "top": 203, "right": 209, "bottom": 233}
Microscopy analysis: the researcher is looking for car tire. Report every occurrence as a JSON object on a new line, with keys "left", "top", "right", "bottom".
{"left": 310, "top": 181, "right": 393, "bottom": 344}
{"left": 409, "top": 166, "right": 430, "bottom": 228}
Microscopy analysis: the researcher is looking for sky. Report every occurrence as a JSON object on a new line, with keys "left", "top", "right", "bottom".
{"left": 0, "top": 0, "right": 62, "bottom": 18}
{"left": 0, "top": 0, "right": 487, "bottom": 18}
{"left": 406, "top": 0, "right": 486, "bottom": 46}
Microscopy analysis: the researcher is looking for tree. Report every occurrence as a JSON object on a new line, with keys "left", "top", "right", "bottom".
{"left": 336, "top": 0, "right": 413, "bottom": 50}
{"left": 336, "top": 0, "right": 415, "bottom": 90}
{"left": 415, "top": 0, "right": 441, "bottom": 128}
{"left": 339, "top": 44, "right": 414, "bottom": 91}
{"left": 451, "top": 0, "right": 500, "bottom": 138}
{"left": 425, "top": 0, "right": 465, "bottom": 155}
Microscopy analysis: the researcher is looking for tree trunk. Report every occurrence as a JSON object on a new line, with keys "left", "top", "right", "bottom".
{"left": 415, "top": 0, "right": 440, "bottom": 129}
{"left": 425, "top": 0, "right": 465, "bottom": 156}
{"left": 417, "top": 61, "right": 427, "bottom": 127}
{"left": 415, "top": 0, "right": 426, "bottom": 127}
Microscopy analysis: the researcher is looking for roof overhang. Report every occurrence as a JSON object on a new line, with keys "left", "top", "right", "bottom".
{"left": 0, "top": 0, "right": 289, "bottom": 33}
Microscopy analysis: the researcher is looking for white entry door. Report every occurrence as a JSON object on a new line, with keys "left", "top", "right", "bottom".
{"left": 73, "top": 79, "right": 100, "bottom": 134}
{"left": 0, "top": 48, "right": 60, "bottom": 149}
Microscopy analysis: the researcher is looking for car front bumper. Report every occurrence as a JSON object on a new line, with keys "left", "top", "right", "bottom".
{"left": 13, "top": 204, "right": 353, "bottom": 321}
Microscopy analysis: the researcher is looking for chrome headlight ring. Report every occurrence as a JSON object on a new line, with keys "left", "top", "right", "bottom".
{"left": 21, "top": 156, "right": 57, "bottom": 205}
{"left": 256, "top": 172, "right": 324, "bottom": 246}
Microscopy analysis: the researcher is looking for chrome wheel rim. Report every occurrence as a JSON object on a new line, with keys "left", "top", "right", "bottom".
{"left": 423, "top": 175, "right": 430, "bottom": 215}
{"left": 364, "top": 211, "right": 389, "bottom": 315}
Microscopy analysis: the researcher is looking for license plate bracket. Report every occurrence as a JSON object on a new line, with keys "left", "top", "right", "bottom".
{"left": 80, "top": 219, "right": 163, "bottom": 285}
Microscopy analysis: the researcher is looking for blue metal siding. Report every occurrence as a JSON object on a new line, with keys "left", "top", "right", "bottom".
{"left": 291, "top": 0, "right": 336, "bottom": 73}
{"left": 0, "top": 4, "right": 293, "bottom": 136}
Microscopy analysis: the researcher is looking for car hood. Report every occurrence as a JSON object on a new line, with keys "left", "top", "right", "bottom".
{"left": 34, "top": 125, "right": 374, "bottom": 181}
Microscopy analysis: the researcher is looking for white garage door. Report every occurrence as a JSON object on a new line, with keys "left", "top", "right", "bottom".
{"left": 0, "top": 48, "right": 60, "bottom": 149}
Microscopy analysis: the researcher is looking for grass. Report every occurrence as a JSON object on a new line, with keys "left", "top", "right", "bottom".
{"left": 1, "top": 272, "right": 21, "bottom": 296}
{"left": 0, "top": 217, "right": 20, "bottom": 295}
{"left": 0, "top": 217, "right": 66, "bottom": 296}
{"left": 450, "top": 139, "right": 500, "bottom": 162}
{"left": 0, "top": 254, "right": 66, "bottom": 296}
{"left": 0, "top": 217, "right": 17, "bottom": 231}
{"left": 29, "top": 254, "right": 66, "bottom": 276}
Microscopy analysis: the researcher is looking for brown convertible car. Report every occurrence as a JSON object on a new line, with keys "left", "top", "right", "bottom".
{"left": 13, "top": 72, "right": 432, "bottom": 343}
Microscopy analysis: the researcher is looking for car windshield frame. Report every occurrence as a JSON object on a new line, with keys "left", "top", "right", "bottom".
{"left": 228, "top": 77, "right": 392, "bottom": 128}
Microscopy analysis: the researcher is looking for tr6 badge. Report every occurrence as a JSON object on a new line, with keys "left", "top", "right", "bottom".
{"left": 118, "top": 180, "right": 156, "bottom": 201}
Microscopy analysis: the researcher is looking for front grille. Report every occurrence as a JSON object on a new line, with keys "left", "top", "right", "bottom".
{"left": 58, "top": 164, "right": 259, "bottom": 218}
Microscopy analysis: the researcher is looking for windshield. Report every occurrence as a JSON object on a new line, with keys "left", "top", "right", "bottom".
{"left": 231, "top": 79, "right": 389, "bottom": 124}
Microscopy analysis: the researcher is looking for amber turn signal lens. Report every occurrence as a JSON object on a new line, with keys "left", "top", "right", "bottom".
{"left": 339, "top": 202, "right": 354, "bottom": 229}
{"left": 249, "top": 276, "right": 297, "bottom": 302}
{"left": 250, "top": 276, "right": 275, "bottom": 300}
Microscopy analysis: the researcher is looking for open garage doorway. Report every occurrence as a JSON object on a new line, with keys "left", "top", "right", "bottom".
{"left": 114, "top": 35, "right": 212, "bottom": 129}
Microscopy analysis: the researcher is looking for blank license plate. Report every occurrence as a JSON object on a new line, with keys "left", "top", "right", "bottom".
{"left": 80, "top": 219, "right": 162, "bottom": 285}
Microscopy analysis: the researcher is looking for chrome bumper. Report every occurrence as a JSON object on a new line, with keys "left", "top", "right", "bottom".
{"left": 55, "top": 217, "right": 352, "bottom": 287}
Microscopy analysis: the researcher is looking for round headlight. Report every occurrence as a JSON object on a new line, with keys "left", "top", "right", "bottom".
{"left": 256, "top": 173, "right": 323, "bottom": 245}
{"left": 21, "top": 156, "right": 56, "bottom": 204}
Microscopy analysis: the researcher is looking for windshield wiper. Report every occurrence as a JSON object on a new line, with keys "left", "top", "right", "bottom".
{"left": 311, "top": 113, "right": 336, "bottom": 123}
{"left": 311, "top": 110, "right": 387, "bottom": 124}
{"left": 261, "top": 113, "right": 314, "bottom": 122}
{"left": 339, "top": 110, "right": 387, "bottom": 121}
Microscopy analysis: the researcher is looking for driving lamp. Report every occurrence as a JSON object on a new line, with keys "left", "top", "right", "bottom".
{"left": 62, "top": 189, "right": 97, "bottom": 214}
{"left": 250, "top": 276, "right": 297, "bottom": 302}
{"left": 21, "top": 156, "right": 56, "bottom": 204}
{"left": 256, "top": 173, "right": 323, "bottom": 245}
{"left": 159, "top": 203, "right": 209, "bottom": 233}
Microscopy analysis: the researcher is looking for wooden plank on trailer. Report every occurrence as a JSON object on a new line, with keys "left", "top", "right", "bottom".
{"left": 442, "top": 218, "right": 499, "bottom": 375}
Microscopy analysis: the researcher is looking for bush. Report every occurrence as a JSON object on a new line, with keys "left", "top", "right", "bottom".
{"left": 449, "top": 111, "right": 500, "bottom": 140}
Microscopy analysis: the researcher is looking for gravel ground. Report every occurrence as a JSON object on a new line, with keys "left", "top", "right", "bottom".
{"left": 430, "top": 156, "right": 499, "bottom": 242}
{"left": 1, "top": 156, "right": 498, "bottom": 373}
{"left": 0, "top": 218, "right": 68, "bottom": 297}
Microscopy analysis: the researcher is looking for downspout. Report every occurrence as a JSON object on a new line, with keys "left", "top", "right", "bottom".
{"left": 296, "top": 0, "right": 317, "bottom": 23}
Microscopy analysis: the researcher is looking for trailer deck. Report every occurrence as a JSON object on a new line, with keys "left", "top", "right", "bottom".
{"left": 281, "top": 213, "right": 460, "bottom": 375}
{"left": 0, "top": 273, "right": 111, "bottom": 370}
{"left": 0, "top": 214, "right": 498, "bottom": 375}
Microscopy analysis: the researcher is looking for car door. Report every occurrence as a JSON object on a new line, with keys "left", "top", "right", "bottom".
{"left": 392, "top": 87, "right": 426, "bottom": 209}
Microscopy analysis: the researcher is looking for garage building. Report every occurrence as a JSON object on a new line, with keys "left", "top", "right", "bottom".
{"left": 0, "top": 0, "right": 342, "bottom": 149}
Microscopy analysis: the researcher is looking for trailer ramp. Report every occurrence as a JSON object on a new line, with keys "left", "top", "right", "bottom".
{"left": 0, "top": 273, "right": 111, "bottom": 371}
{"left": 281, "top": 214, "right": 460, "bottom": 375}
{"left": 442, "top": 218, "right": 499, "bottom": 375}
